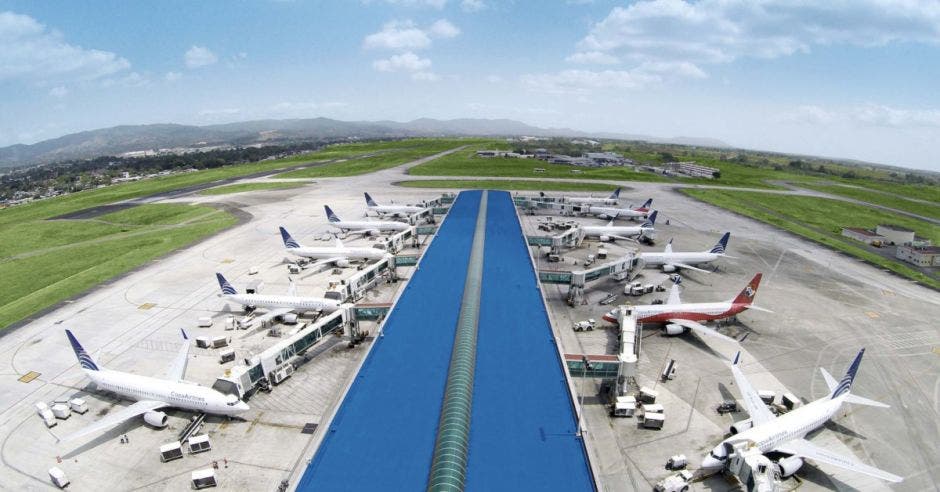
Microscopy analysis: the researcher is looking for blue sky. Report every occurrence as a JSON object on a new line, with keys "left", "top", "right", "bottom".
{"left": 1, "top": 0, "right": 939, "bottom": 171}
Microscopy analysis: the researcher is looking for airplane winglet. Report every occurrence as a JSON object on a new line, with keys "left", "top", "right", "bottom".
{"left": 180, "top": 328, "right": 188, "bottom": 340}
{"left": 732, "top": 351, "right": 741, "bottom": 365}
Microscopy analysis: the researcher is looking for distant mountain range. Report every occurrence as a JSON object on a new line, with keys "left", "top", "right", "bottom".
{"left": 0, "top": 117, "right": 731, "bottom": 168}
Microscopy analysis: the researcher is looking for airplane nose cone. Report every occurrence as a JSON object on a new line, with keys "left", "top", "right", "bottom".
{"left": 701, "top": 455, "right": 723, "bottom": 470}
{"left": 237, "top": 401, "right": 250, "bottom": 412}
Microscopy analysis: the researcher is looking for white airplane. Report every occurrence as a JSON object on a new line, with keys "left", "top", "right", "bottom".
{"left": 582, "top": 210, "right": 657, "bottom": 242}
{"left": 563, "top": 187, "right": 622, "bottom": 205}
{"left": 216, "top": 273, "right": 340, "bottom": 324}
{"left": 640, "top": 232, "right": 734, "bottom": 273}
{"left": 364, "top": 192, "right": 425, "bottom": 217}
{"left": 603, "top": 273, "right": 770, "bottom": 344}
{"left": 279, "top": 226, "right": 388, "bottom": 267}
{"left": 324, "top": 205, "right": 410, "bottom": 236}
{"left": 59, "top": 329, "right": 249, "bottom": 443}
{"left": 701, "top": 350, "right": 902, "bottom": 483}
{"left": 587, "top": 198, "right": 653, "bottom": 220}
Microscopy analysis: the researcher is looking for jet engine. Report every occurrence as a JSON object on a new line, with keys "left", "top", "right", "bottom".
{"left": 335, "top": 259, "right": 351, "bottom": 268}
{"left": 730, "top": 418, "right": 752, "bottom": 435}
{"left": 599, "top": 235, "right": 612, "bottom": 242}
{"left": 775, "top": 456, "right": 804, "bottom": 477}
{"left": 664, "top": 323, "right": 685, "bottom": 335}
{"left": 598, "top": 214, "right": 611, "bottom": 220}
{"left": 662, "top": 264, "right": 677, "bottom": 273}
{"left": 144, "top": 411, "right": 168, "bottom": 428}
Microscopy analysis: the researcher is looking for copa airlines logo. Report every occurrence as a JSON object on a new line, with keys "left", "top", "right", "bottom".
{"left": 711, "top": 244, "right": 725, "bottom": 254}
{"left": 171, "top": 391, "right": 206, "bottom": 403}
{"left": 285, "top": 237, "right": 300, "bottom": 249}
{"left": 221, "top": 283, "right": 237, "bottom": 295}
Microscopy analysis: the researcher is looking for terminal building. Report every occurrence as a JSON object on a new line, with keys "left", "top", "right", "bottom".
{"left": 896, "top": 245, "right": 940, "bottom": 267}
{"left": 875, "top": 224, "right": 916, "bottom": 245}
{"left": 842, "top": 227, "right": 887, "bottom": 246}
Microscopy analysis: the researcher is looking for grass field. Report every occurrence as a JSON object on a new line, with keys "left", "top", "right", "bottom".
{"left": 0, "top": 203, "right": 236, "bottom": 329}
{"left": 199, "top": 182, "right": 307, "bottom": 196}
{"left": 683, "top": 189, "right": 940, "bottom": 290}
{"left": 798, "top": 182, "right": 940, "bottom": 220}
{"left": 406, "top": 145, "right": 808, "bottom": 189}
{"left": 275, "top": 138, "right": 476, "bottom": 178}
{"left": 396, "top": 179, "right": 620, "bottom": 192}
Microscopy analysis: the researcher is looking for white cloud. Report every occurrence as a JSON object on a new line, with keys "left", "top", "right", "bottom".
{"left": 780, "top": 104, "right": 940, "bottom": 128}
{"left": 411, "top": 71, "right": 440, "bottom": 81}
{"left": 363, "top": 20, "right": 432, "bottom": 50}
{"left": 579, "top": 0, "right": 940, "bottom": 69}
{"left": 485, "top": 74, "right": 502, "bottom": 83}
{"left": 184, "top": 45, "right": 218, "bottom": 68}
{"left": 164, "top": 71, "right": 182, "bottom": 82}
{"left": 428, "top": 19, "right": 460, "bottom": 39}
{"left": 565, "top": 51, "right": 620, "bottom": 65}
{"left": 373, "top": 51, "right": 432, "bottom": 72}
{"left": 521, "top": 69, "right": 660, "bottom": 95}
{"left": 0, "top": 11, "right": 130, "bottom": 81}
{"left": 101, "top": 71, "right": 149, "bottom": 88}
{"left": 461, "top": 0, "right": 485, "bottom": 13}
{"left": 522, "top": 61, "right": 705, "bottom": 95}
{"left": 363, "top": 19, "right": 459, "bottom": 50}
{"left": 48, "top": 86, "right": 68, "bottom": 98}
{"left": 270, "top": 101, "right": 348, "bottom": 114}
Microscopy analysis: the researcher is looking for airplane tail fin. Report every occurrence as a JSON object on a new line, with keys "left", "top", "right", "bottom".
{"left": 731, "top": 273, "right": 762, "bottom": 305}
{"left": 279, "top": 226, "right": 301, "bottom": 249}
{"left": 641, "top": 210, "right": 657, "bottom": 227}
{"left": 610, "top": 187, "right": 622, "bottom": 200}
{"left": 66, "top": 330, "right": 100, "bottom": 372}
{"left": 216, "top": 273, "right": 238, "bottom": 295}
{"left": 324, "top": 205, "right": 341, "bottom": 223}
{"left": 664, "top": 238, "right": 673, "bottom": 254}
{"left": 831, "top": 348, "right": 864, "bottom": 399}
{"left": 638, "top": 198, "right": 652, "bottom": 210}
{"left": 710, "top": 232, "right": 731, "bottom": 254}
{"left": 364, "top": 192, "right": 378, "bottom": 207}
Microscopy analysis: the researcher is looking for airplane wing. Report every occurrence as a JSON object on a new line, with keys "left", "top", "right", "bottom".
{"left": 307, "top": 256, "right": 347, "bottom": 269}
{"left": 745, "top": 305, "right": 774, "bottom": 313}
{"left": 58, "top": 400, "right": 167, "bottom": 443}
{"left": 668, "top": 318, "right": 738, "bottom": 345}
{"left": 253, "top": 307, "right": 294, "bottom": 325}
{"left": 164, "top": 330, "right": 190, "bottom": 381}
{"left": 730, "top": 353, "right": 776, "bottom": 426}
{"left": 668, "top": 262, "right": 711, "bottom": 273}
{"left": 781, "top": 438, "right": 903, "bottom": 483}
{"left": 666, "top": 284, "right": 682, "bottom": 305}
{"left": 608, "top": 234, "right": 638, "bottom": 242}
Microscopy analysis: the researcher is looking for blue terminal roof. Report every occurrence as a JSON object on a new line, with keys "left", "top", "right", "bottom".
{"left": 296, "top": 190, "right": 593, "bottom": 491}
{"left": 466, "top": 191, "right": 593, "bottom": 491}
{"left": 297, "top": 190, "right": 482, "bottom": 491}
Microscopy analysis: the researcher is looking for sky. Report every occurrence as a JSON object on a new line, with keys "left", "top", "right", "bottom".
{"left": 1, "top": 0, "right": 939, "bottom": 172}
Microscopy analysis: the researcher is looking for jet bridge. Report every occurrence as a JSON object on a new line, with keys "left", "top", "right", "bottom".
{"left": 212, "top": 308, "right": 350, "bottom": 399}
{"left": 527, "top": 226, "right": 584, "bottom": 250}
{"left": 564, "top": 311, "right": 641, "bottom": 396}
{"left": 539, "top": 253, "right": 645, "bottom": 305}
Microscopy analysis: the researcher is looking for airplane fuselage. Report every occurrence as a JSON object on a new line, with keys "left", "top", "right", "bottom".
{"left": 639, "top": 251, "right": 720, "bottom": 267}
{"left": 567, "top": 197, "right": 618, "bottom": 205}
{"left": 369, "top": 205, "right": 424, "bottom": 216}
{"left": 330, "top": 220, "right": 410, "bottom": 233}
{"left": 288, "top": 245, "right": 387, "bottom": 261}
{"left": 582, "top": 225, "right": 648, "bottom": 238}
{"left": 628, "top": 301, "right": 747, "bottom": 323}
{"left": 588, "top": 206, "right": 646, "bottom": 219}
{"left": 88, "top": 369, "right": 247, "bottom": 416}
{"left": 731, "top": 397, "right": 841, "bottom": 453}
{"left": 223, "top": 293, "right": 341, "bottom": 313}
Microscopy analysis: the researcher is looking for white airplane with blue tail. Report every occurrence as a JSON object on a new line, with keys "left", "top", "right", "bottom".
{"left": 59, "top": 329, "right": 249, "bottom": 443}
{"left": 701, "top": 349, "right": 902, "bottom": 483}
